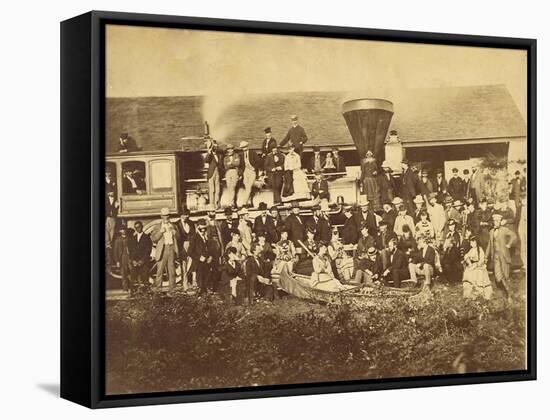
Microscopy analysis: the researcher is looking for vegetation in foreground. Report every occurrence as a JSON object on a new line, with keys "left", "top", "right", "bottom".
{"left": 106, "top": 276, "right": 526, "bottom": 395}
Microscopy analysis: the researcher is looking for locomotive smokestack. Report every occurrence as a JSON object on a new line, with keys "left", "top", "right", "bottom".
{"left": 341, "top": 98, "right": 394, "bottom": 164}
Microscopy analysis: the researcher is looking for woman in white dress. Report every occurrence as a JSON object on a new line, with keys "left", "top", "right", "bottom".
{"left": 462, "top": 236, "right": 493, "bottom": 300}
{"left": 310, "top": 242, "right": 349, "bottom": 292}
{"left": 283, "top": 144, "right": 310, "bottom": 201}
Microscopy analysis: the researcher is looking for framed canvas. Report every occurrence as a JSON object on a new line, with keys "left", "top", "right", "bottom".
{"left": 60, "top": 10, "right": 536, "bottom": 408}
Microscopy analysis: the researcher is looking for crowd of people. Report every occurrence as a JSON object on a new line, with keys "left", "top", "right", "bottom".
{"left": 106, "top": 155, "right": 526, "bottom": 305}
{"left": 203, "top": 115, "right": 348, "bottom": 208}
{"left": 108, "top": 116, "right": 527, "bottom": 304}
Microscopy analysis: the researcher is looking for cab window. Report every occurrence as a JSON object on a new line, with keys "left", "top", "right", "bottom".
{"left": 121, "top": 161, "right": 147, "bottom": 195}
{"left": 150, "top": 160, "right": 174, "bottom": 193}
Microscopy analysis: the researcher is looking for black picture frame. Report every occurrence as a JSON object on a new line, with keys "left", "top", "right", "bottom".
{"left": 61, "top": 10, "right": 537, "bottom": 409}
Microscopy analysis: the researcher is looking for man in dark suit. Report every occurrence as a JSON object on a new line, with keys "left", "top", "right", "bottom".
{"left": 341, "top": 206, "right": 358, "bottom": 245}
{"left": 105, "top": 190, "right": 119, "bottom": 251}
{"left": 113, "top": 227, "right": 133, "bottom": 292}
{"left": 307, "top": 204, "right": 332, "bottom": 243}
{"left": 309, "top": 146, "right": 325, "bottom": 173}
{"left": 332, "top": 148, "right": 346, "bottom": 173}
{"left": 189, "top": 219, "right": 218, "bottom": 294}
{"left": 381, "top": 202, "right": 397, "bottom": 233}
{"left": 269, "top": 206, "right": 283, "bottom": 243}
{"left": 382, "top": 238, "right": 410, "bottom": 288}
{"left": 408, "top": 236, "right": 437, "bottom": 288}
{"left": 175, "top": 208, "right": 195, "bottom": 246}
{"left": 448, "top": 168, "right": 466, "bottom": 201}
{"left": 205, "top": 137, "right": 223, "bottom": 208}
{"left": 509, "top": 170, "right": 525, "bottom": 227}
{"left": 117, "top": 132, "right": 139, "bottom": 153}
{"left": 260, "top": 127, "right": 277, "bottom": 170}
{"left": 354, "top": 200, "right": 378, "bottom": 235}
{"left": 285, "top": 201, "right": 306, "bottom": 246}
{"left": 264, "top": 144, "right": 285, "bottom": 204}
{"left": 378, "top": 161, "right": 397, "bottom": 203}
{"left": 129, "top": 220, "right": 153, "bottom": 288}
{"left": 220, "top": 246, "right": 244, "bottom": 304}
{"left": 311, "top": 171, "right": 330, "bottom": 202}
{"left": 401, "top": 160, "right": 418, "bottom": 215}
{"left": 434, "top": 169, "right": 448, "bottom": 201}
{"left": 253, "top": 202, "right": 278, "bottom": 244}
{"left": 280, "top": 114, "right": 308, "bottom": 156}
{"left": 220, "top": 207, "right": 239, "bottom": 247}
{"left": 244, "top": 242, "right": 273, "bottom": 305}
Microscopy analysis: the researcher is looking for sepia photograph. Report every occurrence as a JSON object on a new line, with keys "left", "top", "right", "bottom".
{"left": 103, "top": 23, "right": 529, "bottom": 396}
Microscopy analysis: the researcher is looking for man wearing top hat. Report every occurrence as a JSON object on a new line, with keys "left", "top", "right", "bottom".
{"left": 264, "top": 143, "right": 285, "bottom": 204}
{"left": 220, "top": 207, "right": 239, "bottom": 247}
{"left": 280, "top": 114, "right": 308, "bottom": 156}
{"left": 285, "top": 201, "right": 306, "bottom": 246}
{"left": 151, "top": 208, "right": 180, "bottom": 291}
{"left": 260, "top": 127, "right": 277, "bottom": 167}
{"left": 308, "top": 203, "right": 332, "bottom": 243}
{"left": 448, "top": 168, "right": 466, "bottom": 202}
{"left": 253, "top": 202, "right": 278, "bottom": 244}
{"left": 485, "top": 212, "right": 517, "bottom": 302}
{"left": 239, "top": 141, "right": 261, "bottom": 207}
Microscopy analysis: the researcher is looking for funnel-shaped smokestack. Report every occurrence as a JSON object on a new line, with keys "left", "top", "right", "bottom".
{"left": 342, "top": 98, "right": 394, "bottom": 164}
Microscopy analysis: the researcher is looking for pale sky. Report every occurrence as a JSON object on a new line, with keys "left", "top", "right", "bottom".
{"left": 106, "top": 25, "right": 527, "bottom": 119}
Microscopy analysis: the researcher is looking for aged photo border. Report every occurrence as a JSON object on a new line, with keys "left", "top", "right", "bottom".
{"left": 60, "top": 10, "right": 536, "bottom": 408}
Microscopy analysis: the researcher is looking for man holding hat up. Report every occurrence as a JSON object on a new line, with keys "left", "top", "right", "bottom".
{"left": 280, "top": 114, "right": 308, "bottom": 156}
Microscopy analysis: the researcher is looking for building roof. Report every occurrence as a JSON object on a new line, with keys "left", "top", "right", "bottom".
{"left": 106, "top": 84, "right": 526, "bottom": 153}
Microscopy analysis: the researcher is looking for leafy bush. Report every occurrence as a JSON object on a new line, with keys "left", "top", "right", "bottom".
{"left": 106, "top": 284, "right": 526, "bottom": 395}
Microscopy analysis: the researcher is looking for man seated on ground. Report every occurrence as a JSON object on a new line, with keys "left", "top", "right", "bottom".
{"left": 382, "top": 238, "right": 410, "bottom": 288}
{"left": 354, "top": 246, "right": 383, "bottom": 285}
{"left": 220, "top": 246, "right": 244, "bottom": 304}
{"left": 408, "top": 236, "right": 439, "bottom": 289}
{"left": 245, "top": 242, "right": 276, "bottom": 304}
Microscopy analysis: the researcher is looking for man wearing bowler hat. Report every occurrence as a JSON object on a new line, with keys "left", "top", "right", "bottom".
{"left": 280, "top": 114, "right": 308, "bottom": 156}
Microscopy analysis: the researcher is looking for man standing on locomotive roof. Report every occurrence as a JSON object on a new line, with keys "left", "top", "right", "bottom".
{"left": 280, "top": 114, "right": 308, "bottom": 157}
{"left": 264, "top": 143, "right": 285, "bottom": 204}
{"left": 151, "top": 208, "right": 180, "bottom": 291}
{"left": 239, "top": 141, "right": 261, "bottom": 207}
{"left": 260, "top": 127, "right": 277, "bottom": 171}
